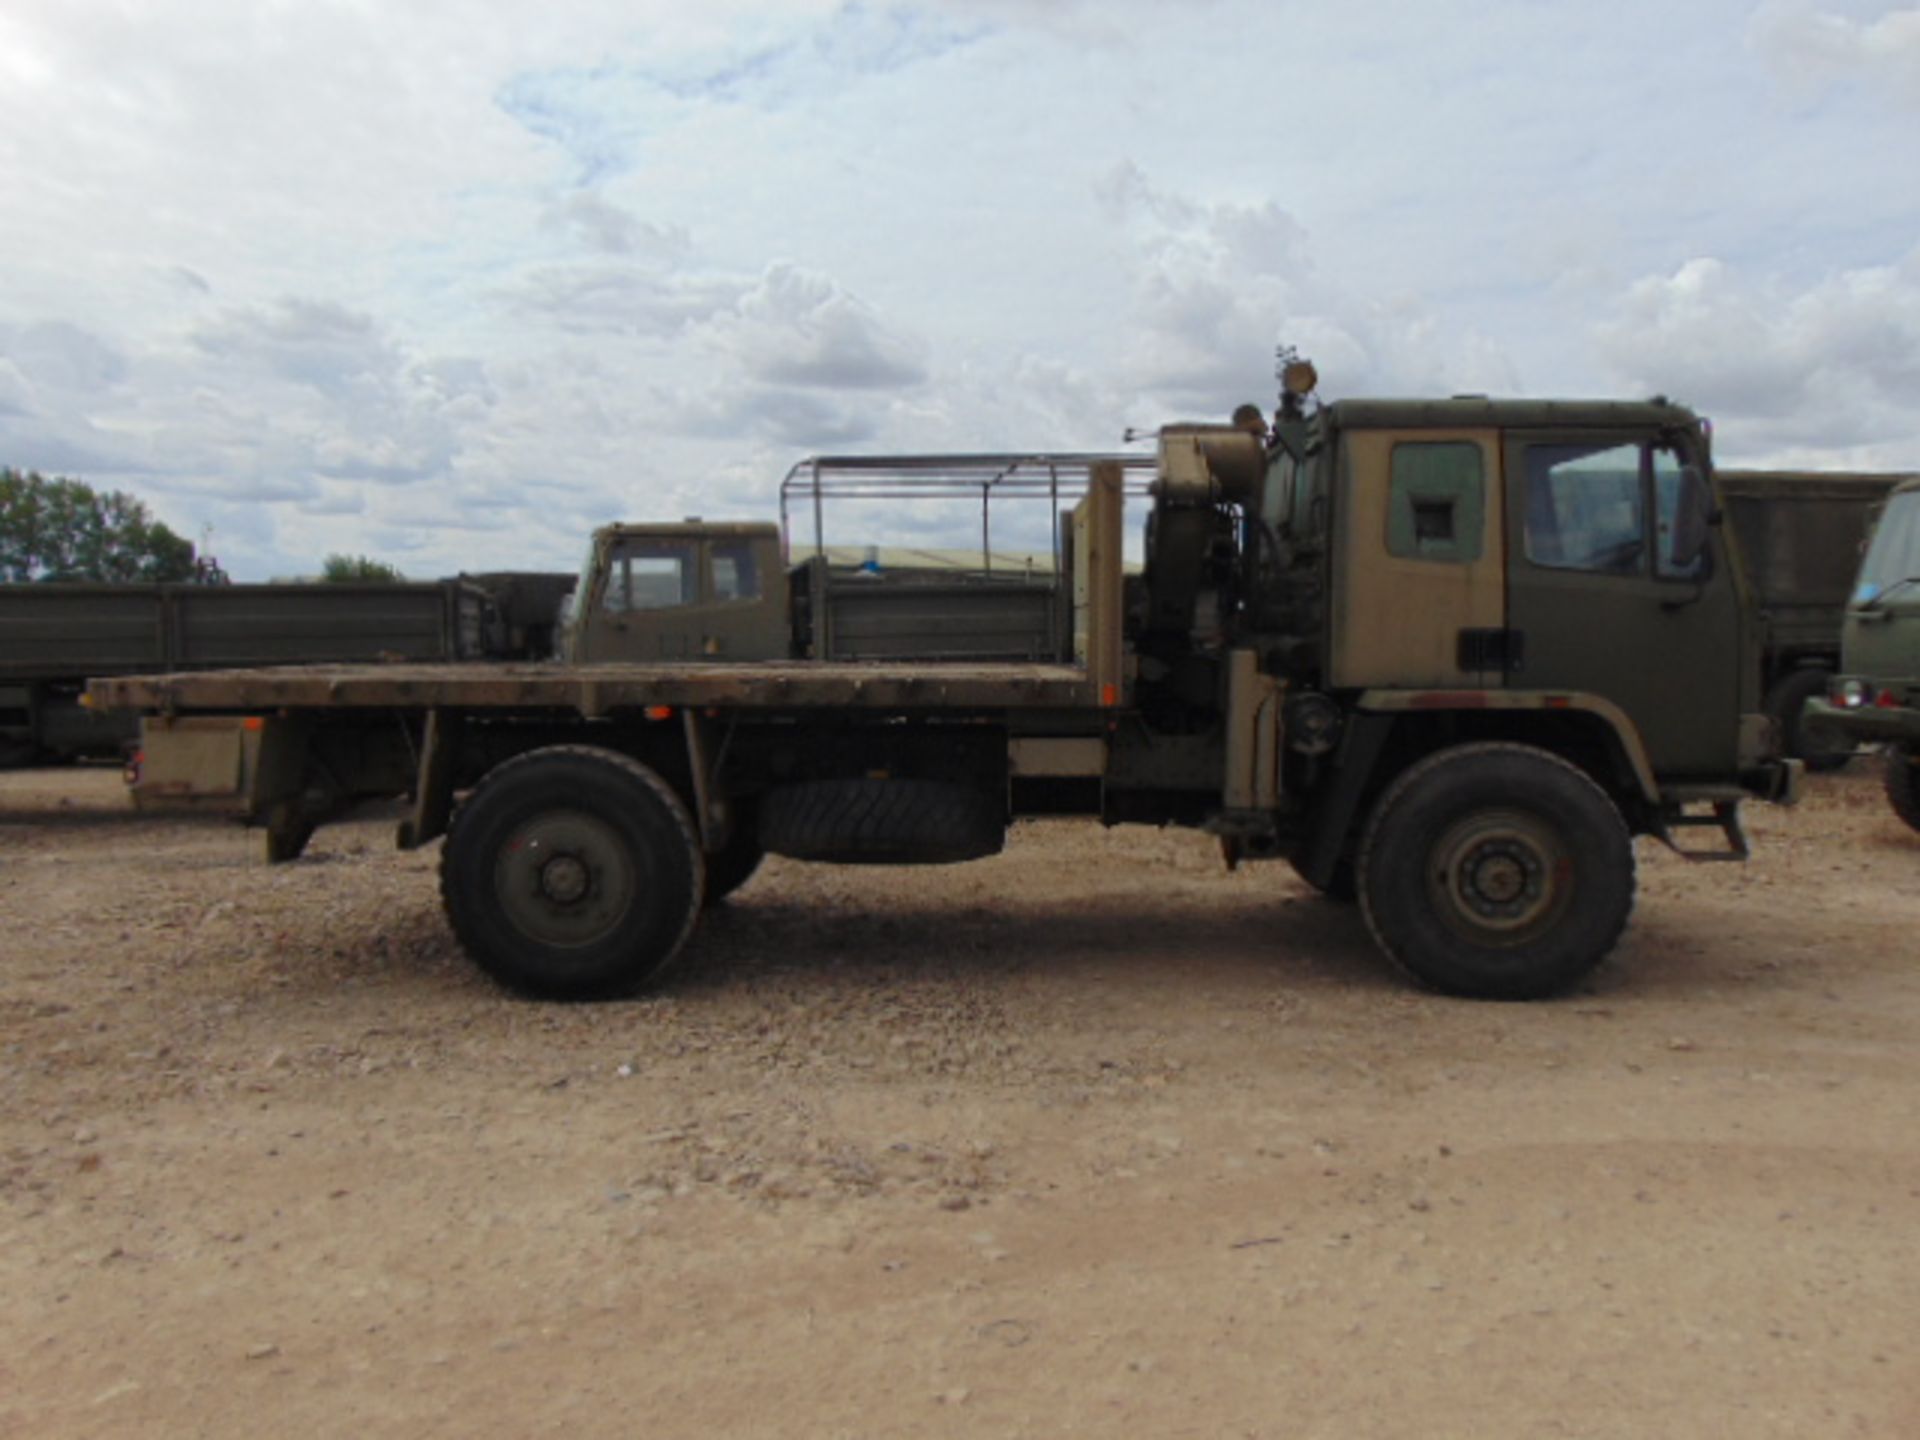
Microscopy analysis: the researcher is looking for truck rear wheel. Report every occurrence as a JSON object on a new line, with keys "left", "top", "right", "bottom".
{"left": 440, "top": 746, "right": 703, "bottom": 999}
{"left": 1357, "top": 743, "right": 1635, "bottom": 1000}
{"left": 759, "top": 777, "right": 1004, "bottom": 865}
{"left": 1766, "top": 667, "right": 1850, "bottom": 772}
{"left": 1884, "top": 746, "right": 1920, "bottom": 833}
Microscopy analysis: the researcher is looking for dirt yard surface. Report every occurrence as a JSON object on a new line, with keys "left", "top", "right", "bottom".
{"left": 3, "top": 765, "right": 1918, "bottom": 1438}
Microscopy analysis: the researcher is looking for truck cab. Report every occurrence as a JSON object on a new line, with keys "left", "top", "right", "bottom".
{"left": 563, "top": 522, "right": 788, "bottom": 663}
{"left": 1257, "top": 398, "right": 1757, "bottom": 782}
{"left": 1114, "top": 392, "right": 1796, "bottom": 923}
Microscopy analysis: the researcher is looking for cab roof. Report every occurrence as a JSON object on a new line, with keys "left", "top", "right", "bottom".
{"left": 1322, "top": 397, "right": 1703, "bottom": 432}
{"left": 596, "top": 521, "right": 780, "bottom": 541}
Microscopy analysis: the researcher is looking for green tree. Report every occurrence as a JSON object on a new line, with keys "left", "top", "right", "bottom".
{"left": 321, "top": 553, "right": 407, "bottom": 583}
{"left": 0, "top": 467, "right": 199, "bottom": 582}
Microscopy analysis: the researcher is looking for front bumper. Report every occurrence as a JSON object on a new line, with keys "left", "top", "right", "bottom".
{"left": 1803, "top": 695, "right": 1920, "bottom": 749}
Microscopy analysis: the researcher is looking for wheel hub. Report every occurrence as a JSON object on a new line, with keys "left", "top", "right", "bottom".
{"left": 494, "top": 810, "right": 639, "bottom": 949}
{"left": 1461, "top": 840, "right": 1540, "bottom": 914}
{"left": 538, "top": 853, "right": 590, "bottom": 905}
{"left": 1428, "top": 810, "right": 1567, "bottom": 942}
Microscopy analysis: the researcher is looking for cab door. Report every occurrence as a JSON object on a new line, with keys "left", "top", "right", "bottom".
{"left": 1502, "top": 430, "right": 1742, "bottom": 777}
{"left": 1328, "top": 428, "right": 1507, "bottom": 688}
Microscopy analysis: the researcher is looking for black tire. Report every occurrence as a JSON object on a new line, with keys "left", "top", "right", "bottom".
{"left": 1289, "top": 855, "right": 1357, "bottom": 903}
{"left": 759, "top": 778, "right": 1004, "bottom": 865}
{"left": 1766, "top": 667, "right": 1850, "bottom": 772}
{"left": 702, "top": 825, "right": 765, "bottom": 906}
{"left": 1357, "top": 743, "right": 1635, "bottom": 1000}
{"left": 440, "top": 745, "right": 703, "bottom": 1000}
{"left": 1884, "top": 746, "right": 1920, "bottom": 833}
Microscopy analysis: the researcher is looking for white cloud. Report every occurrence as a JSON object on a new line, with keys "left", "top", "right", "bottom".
{"left": 1597, "top": 248, "right": 1920, "bottom": 464}
{"left": 1, "top": 0, "right": 1917, "bottom": 578}
{"left": 541, "top": 194, "right": 691, "bottom": 258}
{"left": 710, "top": 264, "right": 929, "bottom": 391}
{"left": 1751, "top": 3, "right": 1920, "bottom": 103}
{"left": 1098, "top": 163, "right": 1520, "bottom": 411}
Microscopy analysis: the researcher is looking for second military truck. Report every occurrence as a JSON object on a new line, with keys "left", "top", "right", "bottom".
{"left": 1, "top": 572, "right": 573, "bottom": 767}
{"left": 1719, "top": 469, "right": 1904, "bottom": 767}
{"left": 96, "top": 370, "right": 1800, "bottom": 1001}
{"left": 1802, "top": 476, "right": 1920, "bottom": 828}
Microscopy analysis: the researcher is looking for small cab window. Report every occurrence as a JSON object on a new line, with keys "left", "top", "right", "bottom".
{"left": 1386, "top": 442, "right": 1484, "bottom": 562}
{"left": 710, "top": 541, "right": 761, "bottom": 603}
{"left": 601, "top": 538, "right": 697, "bottom": 612}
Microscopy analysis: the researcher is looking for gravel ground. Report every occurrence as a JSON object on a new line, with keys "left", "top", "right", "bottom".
{"left": 3, "top": 763, "right": 1918, "bottom": 1438}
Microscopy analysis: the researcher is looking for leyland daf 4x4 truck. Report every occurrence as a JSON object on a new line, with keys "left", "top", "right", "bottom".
{"left": 93, "top": 367, "right": 1800, "bottom": 1001}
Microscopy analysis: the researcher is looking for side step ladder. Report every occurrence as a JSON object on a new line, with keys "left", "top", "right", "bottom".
{"left": 1656, "top": 799, "right": 1749, "bottom": 862}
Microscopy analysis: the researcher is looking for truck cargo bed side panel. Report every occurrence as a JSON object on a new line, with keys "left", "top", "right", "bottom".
{"left": 88, "top": 661, "right": 1102, "bottom": 713}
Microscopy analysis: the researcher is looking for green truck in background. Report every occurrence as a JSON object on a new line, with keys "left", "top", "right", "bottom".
{"left": 1803, "top": 477, "right": 1920, "bottom": 826}
{"left": 0, "top": 573, "right": 574, "bottom": 768}
{"left": 1718, "top": 470, "right": 1906, "bottom": 768}
{"left": 95, "top": 364, "right": 1803, "bottom": 1002}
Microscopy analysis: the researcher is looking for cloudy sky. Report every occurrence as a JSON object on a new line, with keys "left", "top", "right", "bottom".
{"left": 2, "top": 0, "right": 1917, "bottom": 579}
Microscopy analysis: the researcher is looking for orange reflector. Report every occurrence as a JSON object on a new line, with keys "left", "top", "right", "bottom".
{"left": 243, "top": 716, "right": 266, "bottom": 732}
{"left": 1101, "top": 683, "right": 1118, "bottom": 707}
{"left": 645, "top": 705, "right": 674, "bottom": 721}
{"left": 1544, "top": 695, "right": 1571, "bottom": 709}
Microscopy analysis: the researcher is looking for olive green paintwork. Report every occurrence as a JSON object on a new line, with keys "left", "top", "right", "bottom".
{"left": 1316, "top": 397, "right": 1756, "bottom": 781}
{"left": 1718, "top": 470, "right": 1903, "bottom": 672}
{"left": 565, "top": 523, "right": 790, "bottom": 663}
{"left": 1805, "top": 481, "right": 1920, "bottom": 747}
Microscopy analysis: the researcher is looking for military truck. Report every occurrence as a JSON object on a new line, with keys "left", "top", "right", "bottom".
{"left": 93, "top": 370, "right": 1800, "bottom": 1001}
{"left": 0, "top": 573, "right": 572, "bottom": 768}
{"left": 1718, "top": 470, "right": 1905, "bottom": 767}
{"left": 1802, "top": 477, "right": 1920, "bottom": 827}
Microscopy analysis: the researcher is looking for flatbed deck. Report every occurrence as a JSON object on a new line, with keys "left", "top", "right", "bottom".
{"left": 88, "top": 660, "right": 1109, "bottom": 715}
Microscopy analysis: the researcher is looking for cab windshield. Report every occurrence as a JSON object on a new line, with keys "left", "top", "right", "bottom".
{"left": 1855, "top": 490, "right": 1920, "bottom": 604}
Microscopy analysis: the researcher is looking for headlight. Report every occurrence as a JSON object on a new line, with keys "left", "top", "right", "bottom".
{"left": 1834, "top": 678, "right": 1872, "bottom": 709}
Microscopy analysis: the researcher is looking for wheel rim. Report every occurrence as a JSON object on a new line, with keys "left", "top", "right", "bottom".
{"left": 1426, "top": 808, "right": 1572, "bottom": 946}
{"left": 494, "top": 809, "right": 639, "bottom": 949}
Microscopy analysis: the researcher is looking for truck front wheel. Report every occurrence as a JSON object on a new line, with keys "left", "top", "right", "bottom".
{"left": 1766, "top": 667, "right": 1851, "bottom": 772}
{"left": 440, "top": 746, "right": 704, "bottom": 999}
{"left": 1357, "top": 743, "right": 1635, "bottom": 1000}
{"left": 1884, "top": 745, "right": 1920, "bottom": 833}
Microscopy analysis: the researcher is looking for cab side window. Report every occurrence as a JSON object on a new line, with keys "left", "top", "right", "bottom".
{"left": 1652, "top": 450, "right": 1710, "bottom": 580}
{"left": 1386, "top": 442, "right": 1484, "bottom": 562}
{"left": 1523, "top": 440, "right": 1712, "bottom": 581}
{"left": 1524, "top": 442, "right": 1646, "bottom": 574}
{"left": 710, "top": 542, "right": 761, "bottom": 602}
{"left": 601, "top": 540, "right": 697, "bottom": 611}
